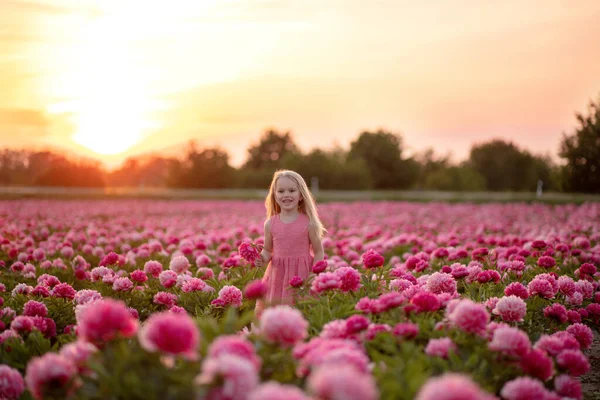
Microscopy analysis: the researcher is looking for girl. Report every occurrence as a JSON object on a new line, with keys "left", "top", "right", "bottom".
{"left": 255, "top": 170, "right": 326, "bottom": 316}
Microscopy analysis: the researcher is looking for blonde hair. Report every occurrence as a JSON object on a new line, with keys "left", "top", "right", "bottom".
{"left": 265, "top": 170, "right": 326, "bottom": 238}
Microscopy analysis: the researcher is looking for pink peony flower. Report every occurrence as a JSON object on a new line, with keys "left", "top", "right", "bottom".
{"left": 537, "top": 256, "right": 556, "bottom": 268}
{"left": 216, "top": 285, "right": 243, "bottom": 307}
{"left": 425, "top": 337, "right": 456, "bottom": 358}
{"left": 558, "top": 276, "right": 576, "bottom": 296}
{"left": 500, "top": 377, "right": 551, "bottom": 400}
{"left": 393, "top": 322, "right": 419, "bottom": 340}
{"left": 362, "top": 249, "right": 385, "bottom": 269}
{"left": 153, "top": 291, "right": 178, "bottom": 308}
{"left": 377, "top": 292, "right": 404, "bottom": 312}
{"left": 311, "top": 272, "right": 342, "bottom": 293}
{"left": 59, "top": 340, "right": 98, "bottom": 373}
{"left": 159, "top": 270, "right": 178, "bottom": 288}
{"left": 488, "top": 326, "right": 531, "bottom": 358}
{"left": 23, "top": 300, "right": 48, "bottom": 318}
{"left": 448, "top": 299, "right": 489, "bottom": 335}
{"left": 426, "top": 272, "right": 457, "bottom": 295}
{"left": 182, "top": 277, "right": 207, "bottom": 293}
{"left": 208, "top": 335, "right": 262, "bottom": 371}
{"left": 99, "top": 252, "right": 119, "bottom": 267}
{"left": 493, "top": 295, "right": 527, "bottom": 323}
{"left": 169, "top": 255, "right": 190, "bottom": 273}
{"left": 415, "top": 373, "right": 494, "bottom": 400}
{"left": 138, "top": 312, "right": 199, "bottom": 360}
{"left": 244, "top": 280, "right": 267, "bottom": 300}
{"left": 0, "top": 365, "right": 25, "bottom": 400}
{"left": 143, "top": 260, "right": 163, "bottom": 277}
{"left": 77, "top": 299, "right": 138, "bottom": 345}
{"left": 260, "top": 305, "right": 308, "bottom": 347}
{"left": 112, "top": 277, "right": 134, "bottom": 292}
{"left": 307, "top": 365, "right": 378, "bottom": 400}
{"left": 248, "top": 382, "right": 311, "bottom": 400}
{"left": 389, "top": 278, "right": 413, "bottom": 292}
{"left": 25, "top": 353, "right": 78, "bottom": 400}
{"left": 543, "top": 303, "right": 568, "bottom": 323}
{"left": 195, "top": 355, "right": 258, "bottom": 399}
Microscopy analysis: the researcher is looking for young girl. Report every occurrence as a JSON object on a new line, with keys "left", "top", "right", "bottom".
{"left": 255, "top": 170, "right": 326, "bottom": 316}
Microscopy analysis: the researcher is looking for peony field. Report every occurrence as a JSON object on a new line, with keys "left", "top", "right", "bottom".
{"left": 0, "top": 199, "right": 599, "bottom": 400}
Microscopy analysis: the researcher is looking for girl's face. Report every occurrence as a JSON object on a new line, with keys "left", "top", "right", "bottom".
{"left": 275, "top": 176, "right": 302, "bottom": 212}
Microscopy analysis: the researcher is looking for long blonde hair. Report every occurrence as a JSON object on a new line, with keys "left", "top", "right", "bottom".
{"left": 265, "top": 170, "right": 326, "bottom": 238}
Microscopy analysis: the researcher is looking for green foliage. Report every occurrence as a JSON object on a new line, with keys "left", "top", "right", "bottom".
{"left": 559, "top": 95, "right": 600, "bottom": 193}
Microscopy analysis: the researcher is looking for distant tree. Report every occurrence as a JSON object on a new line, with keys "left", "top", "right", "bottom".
{"left": 348, "top": 129, "right": 417, "bottom": 189}
{"left": 468, "top": 139, "right": 552, "bottom": 191}
{"left": 244, "top": 129, "right": 299, "bottom": 170}
{"left": 424, "top": 165, "right": 486, "bottom": 191}
{"left": 413, "top": 148, "right": 451, "bottom": 189}
{"left": 559, "top": 95, "right": 600, "bottom": 193}
{"left": 170, "top": 141, "right": 234, "bottom": 188}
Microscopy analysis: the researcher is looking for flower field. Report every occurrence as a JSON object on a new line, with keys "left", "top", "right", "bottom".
{"left": 0, "top": 199, "right": 599, "bottom": 400}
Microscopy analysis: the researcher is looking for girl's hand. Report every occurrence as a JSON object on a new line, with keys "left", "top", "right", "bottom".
{"left": 254, "top": 258, "right": 264, "bottom": 267}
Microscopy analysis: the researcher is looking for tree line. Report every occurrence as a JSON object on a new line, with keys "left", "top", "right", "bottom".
{"left": 1, "top": 95, "right": 598, "bottom": 193}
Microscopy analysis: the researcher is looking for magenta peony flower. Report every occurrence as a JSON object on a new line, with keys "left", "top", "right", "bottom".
{"left": 493, "top": 295, "right": 527, "bottom": 323}
{"left": 335, "top": 266, "right": 362, "bottom": 292}
{"left": 238, "top": 242, "right": 261, "bottom": 264}
{"left": 410, "top": 291, "right": 441, "bottom": 313}
{"left": 543, "top": 303, "right": 568, "bottom": 323}
{"left": 51, "top": 283, "right": 76, "bottom": 299}
{"left": 416, "top": 373, "right": 494, "bottom": 400}
{"left": 244, "top": 280, "right": 268, "bottom": 300}
{"left": 312, "top": 260, "right": 328, "bottom": 274}
{"left": 345, "top": 315, "right": 370, "bottom": 334}
{"left": 289, "top": 276, "right": 304, "bottom": 288}
{"left": 248, "top": 382, "right": 311, "bottom": 400}
{"left": 143, "top": 260, "right": 163, "bottom": 277}
{"left": 307, "top": 365, "right": 378, "bottom": 400}
{"left": 260, "top": 305, "right": 308, "bottom": 347}
{"left": 393, "top": 322, "right": 419, "bottom": 340}
{"left": 555, "top": 349, "right": 590, "bottom": 376}
{"left": 25, "top": 353, "right": 78, "bottom": 400}
{"left": 537, "top": 256, "right": 556, "bottom": 268}
{"left": 130, "top": 269, "right": 148, "bottom": 283}
{"left": 566, "top": 323, "right": 594, "bottom": 349}
{"left": 504, "top": 282, "right": 530, "bottom": 299}
{"left": 426, "top": 272, "right": 457, "bottom": 295}
{"left": 0, "top": 365, "right": 25, "bottom": 400}
{"left": 23, "top": 300, "right": 48, "bottom": 318}
{"left": 77, "top": 299, "right": 138, "bottom": 345}
{"left": 519, "top": 348, "right": 554, "bottom": 381}
{"left": 361, "top": 249, "right": 385, "bottom": 269}
{"left": 59, "top": 340, "right": 98, "bottom": 373}
{"left": 138, "top": 312, "right": 199, "bottom": 360}
{"left": 159, "top": 270, "right": 178, "bottom": 288}
{"left": 554, "top": 374, "right": 582, "bottom": 400}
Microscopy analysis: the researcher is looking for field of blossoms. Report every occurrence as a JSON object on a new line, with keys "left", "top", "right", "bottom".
{"left": 0, "top": 199, "right": 599, "bottom": 400}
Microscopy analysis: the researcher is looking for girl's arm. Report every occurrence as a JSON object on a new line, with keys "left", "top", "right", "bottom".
{"left": 309, "top": 224, "right": 324, "bottom": 263}
{"left": 258, "top": 219, "right": 273, "bottom": 266}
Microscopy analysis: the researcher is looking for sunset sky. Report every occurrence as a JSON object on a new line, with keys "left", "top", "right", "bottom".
{"left": 1, "top": 0, "right": 599, "bottom": 168}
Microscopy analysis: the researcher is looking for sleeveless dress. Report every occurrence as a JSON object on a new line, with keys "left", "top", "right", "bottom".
{"left": 262, "top": 213, "right": 313, "bottom": 305}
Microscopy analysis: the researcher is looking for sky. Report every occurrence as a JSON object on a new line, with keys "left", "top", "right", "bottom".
{"left": 1, "top": 0, "right": 599, "bottom": 169}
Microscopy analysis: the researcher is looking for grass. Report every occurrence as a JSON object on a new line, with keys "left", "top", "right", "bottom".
{"left": 0, "top": 186, "right": 599, "bottom": 204}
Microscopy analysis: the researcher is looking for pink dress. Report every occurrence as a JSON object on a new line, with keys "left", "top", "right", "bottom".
{"left": 262, "top": 213, "right": 313, "bottom": 304}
